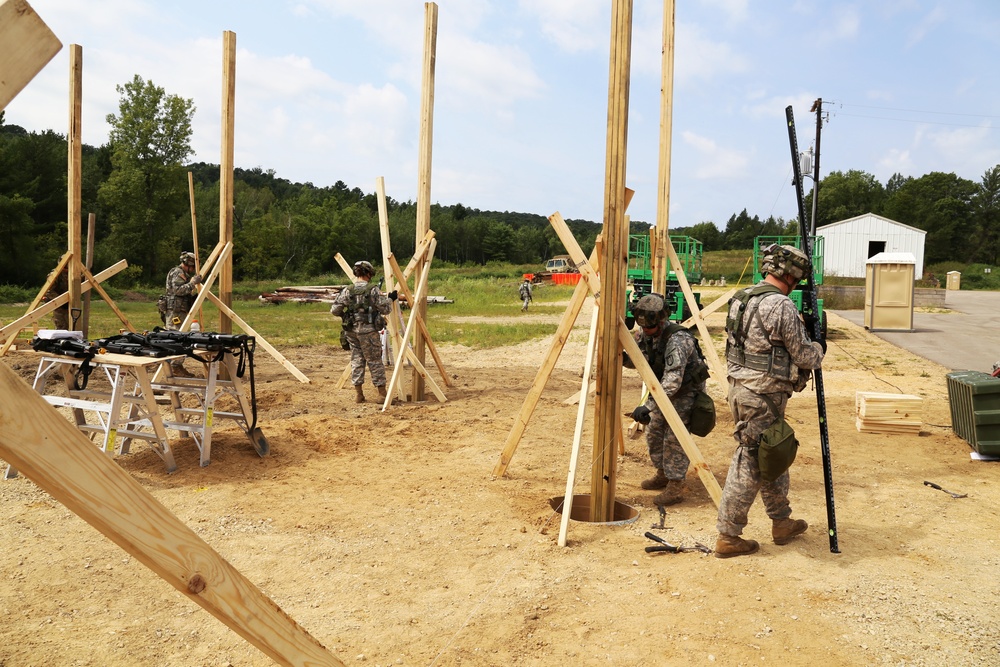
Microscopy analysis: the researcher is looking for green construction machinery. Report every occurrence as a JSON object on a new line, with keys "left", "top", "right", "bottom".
{"left": 626, "top": 234, "right": 703, "bottom": 323}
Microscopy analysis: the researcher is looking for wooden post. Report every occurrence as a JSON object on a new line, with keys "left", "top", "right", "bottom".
{"left": 411, "top": 2, "right": 438, "bottom": 401}
{"left": 81, "top": 213, "right": 95, "bottom": 337}
{"left": 0, "top": 0, "right": 62, "bottom": 110}
{"left": 0, "top": 364, "right": 342, "bottom": 666}
{"left": 651, "top": 0, "right": 675, "bottom": 296}
{"left": 218, "top": 31, "right": 236, "bottom": 334}
{"left": 590, "top": 0, "right": 632, "bottom": 523}
{"left": 67, "top": 44, "right": 83, "bottom": 328}
{"left": 558, "top": 300, "right": 601, "bottom": 547}
{"left": 189, "top": 171, "right": 204, "bottom": 326}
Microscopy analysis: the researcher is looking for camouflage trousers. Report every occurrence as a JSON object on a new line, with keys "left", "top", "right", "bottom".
{"left": 164, "top": 311, "right": 189, "bottom": 369}
{"left": 645, "top": 391, "right": 695, "bottom": 481}
{"left": 716, "top": 380, "right": 792, "bottom": 536}
{"left": 345, "top": 328, "right": 386, "bottom": 387}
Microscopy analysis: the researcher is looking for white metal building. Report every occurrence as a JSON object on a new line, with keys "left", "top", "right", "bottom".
{"left": 817, "top": 212, "right": 926, "bottom": 279}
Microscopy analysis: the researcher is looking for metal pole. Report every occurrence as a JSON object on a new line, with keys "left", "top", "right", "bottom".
{"left": 809, "top": 98, "right": 822, "bottom": 235}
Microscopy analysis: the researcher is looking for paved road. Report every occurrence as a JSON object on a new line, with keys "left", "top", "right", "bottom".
{"left": 832, "top": 290, "right": 1000, "bottom": 373}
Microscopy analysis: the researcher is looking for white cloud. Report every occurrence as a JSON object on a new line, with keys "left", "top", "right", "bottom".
{"left": 906, "top": 6, "right": 947, "bottom": 49}
{"left": 516, "top": 0, "right": 606, "bottom": 54}
{"left": 681, "top": 130, "right": 749, "bottom": 179}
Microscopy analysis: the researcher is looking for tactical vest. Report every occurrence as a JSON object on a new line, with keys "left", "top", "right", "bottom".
{"left": 640, "top": 323, "right": 710, "bottom": 387}
{"left": 724, "top": 283, "right": 793, "bottom": 380}
{"left": 342, "top": 283, "right": 382, "bottom": 327}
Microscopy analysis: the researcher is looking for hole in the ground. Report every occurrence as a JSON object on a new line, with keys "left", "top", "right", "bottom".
{"left": 549, "top": 494, "right": 639, "bottom": 525}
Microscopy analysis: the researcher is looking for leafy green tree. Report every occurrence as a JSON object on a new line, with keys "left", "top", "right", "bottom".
{"left": 811, "top": 169, "right": 886, "bottom": 227}
{"left": 973, "top": 165, "right": 1000, "bottom": 265}
{"left": 98, "top": 75, "right": 195, "bottom": 282}
{"left": 883, "top": 171, "right": 977, "bottom": 264}
{"left": 684, "top": 222, "right": 723, "bottom": 251}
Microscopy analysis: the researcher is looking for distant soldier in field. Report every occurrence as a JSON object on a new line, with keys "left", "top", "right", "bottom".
{"left": 162, "top": 251, "right": 202, "bottom": 378}
{"left": 519, "top": 279, "right": 533, "bottom": 312}
{"left": 331, "top": 260, "right": 397, "bottom": 403}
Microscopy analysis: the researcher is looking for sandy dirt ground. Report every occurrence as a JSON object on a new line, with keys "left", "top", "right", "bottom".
{"left": 1, "top": 299, "right": 998, "bottom": 667}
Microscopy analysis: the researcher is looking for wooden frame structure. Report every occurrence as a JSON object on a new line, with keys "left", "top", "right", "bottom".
{"left": 496, "top": 0, "right": 725, "bottom": 539}
{"left": 0, "top": 10, "right": 341, "bottom": 664}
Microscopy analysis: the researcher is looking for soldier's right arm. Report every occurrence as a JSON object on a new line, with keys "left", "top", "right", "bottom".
{"left": 770, "top": 297, "right": 824, "bottom": 370}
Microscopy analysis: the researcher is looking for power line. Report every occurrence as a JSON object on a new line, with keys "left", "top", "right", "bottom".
{"left": 838, "top": 102, "right": 1000, "bottom": 119}
{"left": 835, "top": 111, "right": 997, "bottom": 130}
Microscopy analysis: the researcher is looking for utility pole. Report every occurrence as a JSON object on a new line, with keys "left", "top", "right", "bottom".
{"left": 808, "top": 97, "right": 823, "bottom": 235}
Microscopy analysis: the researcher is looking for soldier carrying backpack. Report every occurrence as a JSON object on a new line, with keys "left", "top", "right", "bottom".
{"left": 330, "top": 260, "right": 397, "bottom": 403}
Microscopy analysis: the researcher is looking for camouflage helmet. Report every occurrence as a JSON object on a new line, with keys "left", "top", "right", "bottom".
{"left": 761, "top": 243, "right": 810, "bottom": 282}
{"left": 353, "top": 260, "right": 375, "bottom": 277}
{"left": 180, "top": 251, "right": 196, "bottom": 266}
{"left": 632, "top": 293, "right": 666, "bottom": 329}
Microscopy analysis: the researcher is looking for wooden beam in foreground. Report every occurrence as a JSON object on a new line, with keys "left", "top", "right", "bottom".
{"left": 0, "top": 363, "right": 342, "bottom": 666}
{"left": 0, "top": 0, "right": 62, "bottom": 110}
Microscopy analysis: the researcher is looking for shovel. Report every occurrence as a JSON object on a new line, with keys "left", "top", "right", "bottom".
{"left": 923, "top": 480, "right": 967, "bottom": 498}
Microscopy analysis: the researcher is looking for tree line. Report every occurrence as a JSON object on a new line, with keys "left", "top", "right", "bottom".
{"left": 2, "top": 74, "right": 999, "bottom": 289}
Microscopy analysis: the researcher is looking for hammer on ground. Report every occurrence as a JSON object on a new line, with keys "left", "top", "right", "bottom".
{"left": 923, "top": 480, "right": 967, "bottom": 498}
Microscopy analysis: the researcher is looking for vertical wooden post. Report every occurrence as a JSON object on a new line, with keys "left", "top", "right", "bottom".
{"left": 67, "top": 44, "right": 83, "bottom": 327}
{"left": 81, "top": 213, "right": 95, "bottom": 337}
{"left": 218, "top": 31, "right": 236, "bottom": 334}
{"left": 411, "top": 2, "right": 438, "bottom": 401}
{"left": 652, "top": 0, "right": 675, "bottom": 296}
{"left": 590, "top": 0, "right": 632, "bottom": 522}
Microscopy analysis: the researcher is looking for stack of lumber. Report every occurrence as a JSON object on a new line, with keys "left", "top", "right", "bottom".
{"left": 258, "top": 286, "right": 451, "bottom": 305}
{"left": 258, "top": 286, "right": 348, "bottom": 304}
{"left": 855, "top": 392, "right": 923, "bottom": 434}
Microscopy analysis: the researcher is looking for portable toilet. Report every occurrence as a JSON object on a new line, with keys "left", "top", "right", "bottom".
{"left": 946, "top": 271, "right": 961, "bottom": 290}
{"left": 864, "top": 252, "right": 915, "bottom": 331}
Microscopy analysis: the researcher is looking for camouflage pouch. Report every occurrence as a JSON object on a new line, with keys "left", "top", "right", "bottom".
{"left": 757, "top": 417, "right": 798, "bottom": 482}
{"left": 688, "top": 390, "right": 716, "bottom": 437}
{"left": 340, "top": 328, "right": 351, "bottom": 351}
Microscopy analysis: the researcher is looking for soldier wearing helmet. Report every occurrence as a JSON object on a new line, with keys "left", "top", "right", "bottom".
{"left": 714, "top": 243, "right": 825, "bottom": 558}
{"left": 162, "top": 251, "right": 202, "bottom": 378}
{"left": 622, "top": 293, "right": 709, "bottom": 506}
{"left": 331, "top": 259, "right": 398, "bottom": 403}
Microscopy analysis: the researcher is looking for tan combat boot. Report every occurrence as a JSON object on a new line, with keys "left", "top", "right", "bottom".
{"left": 772, "top": 518, "right": 808, "bottom": 545}
{"left": 377, "top": 385, "right": 388, "bottom": 399}
{"left": 354, "top": 385, "right": 366, "bottom": 403}
{"left": 714, "top": 534, "right": 760, "bottom": 558}
{"left": 652, "top": 479, "right": 684, "bottom": 506}
{"left": 640, "top": 469, "right": 668, "bottom": 490}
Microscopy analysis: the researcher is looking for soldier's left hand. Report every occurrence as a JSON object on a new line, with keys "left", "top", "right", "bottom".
{"left": 630, "top": 405, "right": 651, "bottom": 425}
{"left": 387, "top": 290, "right": 398, "bottom": 301}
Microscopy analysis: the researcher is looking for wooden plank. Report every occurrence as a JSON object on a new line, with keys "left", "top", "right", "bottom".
{"left": 558, "top": 299, "right": 601, "bottom": 547}
{"left": 665, "top": 240, "right": 727, "bottom": 387}
{"left": 81, "top": 213, "right": 95, "bottom": 337}
{"left": 333, "top": 253, "right": 353, "bottom": 279}
{"left": 492, "top": 249, "right": 596, "bottom": 479}
{"left": 0, "top": 251, "right": 72, "bottom": 355}
{"left": 401, "top": 230, "right": 436, "bottom": 282}
{"left": 0, "top": 363, "right": 342, "bottom": 666}
{"left": 387, "top": 253, "right": 452, "bottom": 387}
{"left": 618, "top": 318, "right": 722, "bottom": 506}
{"left": 218, "top": 30, "right": 236, "bottom": 334}
{"left": 79, "top": 261, "right": 136, "bottom": 332}
{"left": 375, "top": 177, "right": 405, "bottom": 389}
{"left": 203, "top": 290, "right": 310, "bottom": 384}
{"left": 681, "top": 287, "right": 736, "bottom": 323}
{"left": 652, "top": 0, "right": 676, "bottom": 296}
{"left": 0, "top": 260, "right": 128, "bottom": 344}
{"left": 67, "top": 45, "right": 83, "bottom": 319}
{"left": 0, "top": 0, "right": 62, "bottom": 110}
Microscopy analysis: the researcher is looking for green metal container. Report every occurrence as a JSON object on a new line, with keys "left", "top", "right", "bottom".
{"left": 945, "top": 371, "right": 1000, "bottom": 455}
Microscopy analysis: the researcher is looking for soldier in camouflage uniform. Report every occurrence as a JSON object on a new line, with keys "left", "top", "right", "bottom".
{"left": 330, "top": 260, "right": 397, "bottom": 403}
{"left": 163, "top": 252, "right": 202, "bottom": 377}
{"left": 623, "top": 293, "right": 709, "bottom": 506}
{"left": 714, "top": 244, "right": 825, "bottom": 558}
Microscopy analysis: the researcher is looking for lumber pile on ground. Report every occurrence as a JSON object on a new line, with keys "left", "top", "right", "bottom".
{"left": 258, "top": 287, "right": 451, "bottom": 305}
{"left": 856, "top": 392, "right": 923, "bottom": 434}
{"left": 258, "top": 286, "right": 348, "bottom": 304}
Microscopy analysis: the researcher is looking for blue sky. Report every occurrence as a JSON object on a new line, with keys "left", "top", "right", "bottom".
{"left": 7, "top": 0, "right": 1000, "bottom": 230}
